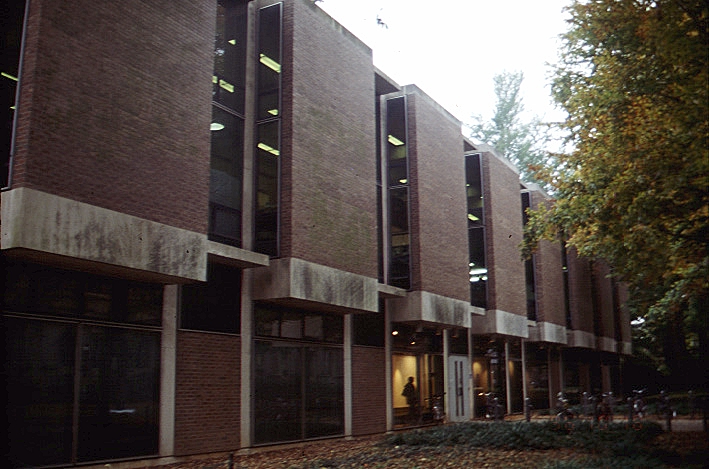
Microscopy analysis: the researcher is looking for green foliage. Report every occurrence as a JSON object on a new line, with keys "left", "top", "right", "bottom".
{"left": 523, "top": 0, "right": 709, "bottom": 381}
{"left": 468, "top": 71, "right": 552, "bottom": 187}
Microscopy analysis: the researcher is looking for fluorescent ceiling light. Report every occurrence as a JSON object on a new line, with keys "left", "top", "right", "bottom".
{"left": 2, "top": 72, "right": 17, "bottom": 82}
{"left": 399, "top": 178, "right": 408, "bottom": 184}
{"left": 228, "top": 39, "right": 236, "bottom": 45}
{"left": 268, "top": 108, "right": 279, "bottom": 116}
{"left": 210, "top": 123, "right": 225, "bottom": 131}
{"left": 387, "top": 134, "right": 404, "bottom": 146}
{"left": 259, "top": 54, "right": 281, "bottom": 73}
{"left": 212, "top": 75, "right": 218, "bottom": 84}
{"left": 258, "top": 142, "right": 280, "bottom": 156}
{"left": 219, "top": 79, "right": 234, "bottom": 93}
{"left": 469, "top": 268, "right": 487, "bottom": 275}
{"left": 468, "top": 214, "right": 480, "bottom": 221}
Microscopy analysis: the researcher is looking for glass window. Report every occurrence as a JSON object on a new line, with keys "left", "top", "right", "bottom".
{"left": 1, "top": 0, "right": 25, "bottom": 188}
{"left": 466, "top": 153, "right": 487, "bottom": 308}
{"left": 77, "top": 327, "right": 160, "bottom": 461}
{"left": 386, "top": 97, "right": 410, "bottom": 290}
{"left": 4, "top": 263, "right": 162, "bottom": 467}
{"left": 353, "top": 312, "right": 385, "bottom": 347}
{"left": 255, "top": 120, "right": 280, "bottom": 256}
{"left": 257, "top": 3, "right": 282, "bottom": 120}
{"left": 181, "top": 262, "right": 241, "bottom": 334}
{"left": 213, "top": 0, "right": 247, "bottom": 113}
{"left": 254, "top": 304, "right": 343, "bottom": 344}
{"left": 253, "top": 341, "right": 343, "bottom": 444}
{"left": 6, "top": 318, "right": 75, "bottom": 468}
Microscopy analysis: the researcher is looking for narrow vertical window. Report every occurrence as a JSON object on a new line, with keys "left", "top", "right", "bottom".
{"left": 466, "top": 153, "right": 487, "bottom": 308}
{"left": 209, "top": 0, "right": 248, "bottom": 247}
{"left": 254, "top": 3, "right": 282, "bottom": 257}
{"left": 521, "top": 191, "right": 537, "bottom": 320}
{"left": 1, "top": 0, "right": 26, "bottom": 188}
{"left": 386, "top": 96, "right": 410, "bottom": 289}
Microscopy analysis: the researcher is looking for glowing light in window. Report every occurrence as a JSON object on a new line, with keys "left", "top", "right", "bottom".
{"left": 228, "top": 39, "right": 236, "bottom": 45}
{"left": 387, "top": 134, "right": 404, "bottom": 146}
{"left": 219, "top": 79, "right": 234, "bottom": 93}
{"left": 210, "top": 123, "right": 225, "bottom": 131}
{"left": 2, "top": 72, "right": 17, "bottom": 81}
{"left": 268, "top": 108, "right": 279, "bottom": 116}
{"left": 258, "top": 142, "right": 280, "bottom": 156}
{"left": 259, "top": 54, "right": 281, "bottom": 73}
{"left": 399, "top": 178, "right": 408, "bottom": 184}
{"left": 468, "top": 213, "right": 480, "bottom": 221}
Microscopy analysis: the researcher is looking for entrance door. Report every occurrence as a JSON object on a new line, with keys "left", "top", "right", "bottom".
{"left": 448, "top": 356, "right": 470, "bottom": 422}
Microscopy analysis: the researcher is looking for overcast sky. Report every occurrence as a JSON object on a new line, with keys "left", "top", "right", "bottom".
{"left": 317, "top": 0, "right": 571, "bottom": 128}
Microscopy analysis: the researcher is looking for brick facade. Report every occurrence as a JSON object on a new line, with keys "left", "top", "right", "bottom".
{"left": 13, "top": 0, "right": 213, "bottom": 234}
{"left": 407, "top": 90, "right": 470, "bottom": 301}
{"left": 529, "top": 191, "right": 566, "bottom": 326}
{"left": 351, "top": 346, "right": 387, "bottom": 436}
{"left": 481, "top": 152, "right": 526, "bottom": 316}
{"left": 174, "top": 331, "right": 241, "bottom": 455}
{"left": 280, "top": 0, "right": 378, "bottom": 278}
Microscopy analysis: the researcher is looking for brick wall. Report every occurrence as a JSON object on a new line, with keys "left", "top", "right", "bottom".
{"left": 593, "top": 261, "right": 616, "bottom": 340}
{"left": 351, "top": 346, "right": 387, "bottom": 436}
{"left": 281, "top": 0, "right": 378, "bottom": 278}
{"left": 482, "top": 152, "right": 526, "bottom": 315}
{"left": 407, "top": 90, "right": 469, "bottom": 301}
{"left": 567, "top": 248, "right": 595, "bottom": 334}
{"left": 13, "top": 0, "right": 213, "bottom": 234}
{"left": 174, "top": 331, "right": 241, "bottom": 455}
{"left": 530, "top": 191, "right": 566, "bottom": 325}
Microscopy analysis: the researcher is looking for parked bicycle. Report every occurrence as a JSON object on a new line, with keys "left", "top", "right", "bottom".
{"left": 555, "top": 392, "right": 576, "bottom": 421}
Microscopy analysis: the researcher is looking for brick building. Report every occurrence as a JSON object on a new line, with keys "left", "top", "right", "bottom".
{"left": 1, "top": 0, "right": 631, "bottom": 467}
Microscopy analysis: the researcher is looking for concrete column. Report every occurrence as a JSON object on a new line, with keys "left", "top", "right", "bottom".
{"left": 505, "top": 339, "right": 512, "bottom": 415}
{"left": 344, "top": 314, "right": 353, "bottom": 437}
{"left": 521, "top": 338, "right": 528, "bottom": 402}
{"left": 159, "top": 285, "right": 178, "bottom": 456}
{"left": 442, "top": 328, "right": 450, "bottom": 417}
{"left": 385, "top": 303, "right": 393, "bottom": 431}
{"left": 468, "top": 327, "right": 475, "bottom": 419}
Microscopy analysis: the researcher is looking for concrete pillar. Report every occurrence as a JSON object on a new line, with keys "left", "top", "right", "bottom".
{"left": 505, "top": 339, "right": 512, "bottom": 415}
{"left": 159, "top": 285, "right": 178, "bottom": 456}
{"left": 385, "top": 303, "right": 393, "bottom": 431}
{"left": 344, "top": 314, "right": 353, "bottom": 436}
{"left": 468, "top": 327, "right": 475, "bottom": 419}
{"left": 240, "top": 271, "right": 254, "bottom": 448}
{"left": 442, "top": 328, "right": 450, "bottom": 417}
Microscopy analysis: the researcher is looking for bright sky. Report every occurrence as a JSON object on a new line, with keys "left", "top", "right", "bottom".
{"left": 317, "top": 0, "right": 571, "bottom": 127}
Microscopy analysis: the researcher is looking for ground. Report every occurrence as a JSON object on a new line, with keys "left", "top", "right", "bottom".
{"left": 150, "top": 419, "right": 708, "bottom": 469}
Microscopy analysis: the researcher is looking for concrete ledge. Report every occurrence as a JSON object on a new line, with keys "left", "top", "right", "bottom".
{"left": 252, "top": 257, "right": 379, "bottom": 314}
{"left": 378, "top": 283, "right": 407, "bottom": 298}
{"left": 567, "top": 330, "right": 596, "bottom": 349}
{"left": 597, "top": 336, "right": 617, "bottom": 353}
{"left": 388, "top": 291, "right": 471, "bottom": 328}
{"left": 618, "top": 341, "right": 632, "bottom": 355}
{"left": 470, "top": 309, "right": 528, "bottom": 338}
{"left": 527, "top": 321, "right": 567, "bottom": 344}
{"left": 207, "top": 241, "right": 269, "bottom": 269}
{"left": 1, "top": 187, "right": 207, "bottom": 281}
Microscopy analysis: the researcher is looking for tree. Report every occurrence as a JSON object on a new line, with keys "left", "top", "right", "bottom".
{"left": 468, "top": 71, "right": 551, "bottom": 186}
{"left": 523, "top": 0, "right": 709, "bottom": 384}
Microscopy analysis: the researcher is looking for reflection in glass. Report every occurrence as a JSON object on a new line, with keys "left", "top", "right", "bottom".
{"left": 466, "top": 153, "right": 487, "bottom": 308}
{"left": 78, "top": 327, "right": 160, "bottom": 461}
{"left": 255, "top": 121, "right": 280, "bottom": 256}
{"left": 210, "top": 106, "right": 243, "bottom": 247}
{"left": 6, "top": 318, "right": 75, "bottom": 467}
{"left": 213, "top": 0, "right": 247, "bottom": 113}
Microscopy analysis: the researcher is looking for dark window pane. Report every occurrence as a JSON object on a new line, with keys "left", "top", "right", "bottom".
{"left": 254, "top": 341, "right": 302, "bottom": 444}
{"left": 305, "top": 347, "right": 343, "bottom": 438}
{"left": 77, "top": 327, "right": 160, "bottom": 461}
{"left": 181, "top": 263, "right": 241, "bottom": 334}
{"left": 213, "top": 0, "right": 247, "bottom": 113}
{"left": 209, "top": 107, "right": 243, "bottom": 247}
{"left": 257, "top": 4, "right": 281, "bottom": 120}
{"left": 255, "top": 121, "right": 280, "bottom": 256}
{"left": 353, "top": 312, "right": 384, "bottom": 347}
{"left": 124, "top": 282, "right": 163, "bottom": 326}
{"left": 6, "top": 318, "right": 75, "bottom": 468}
